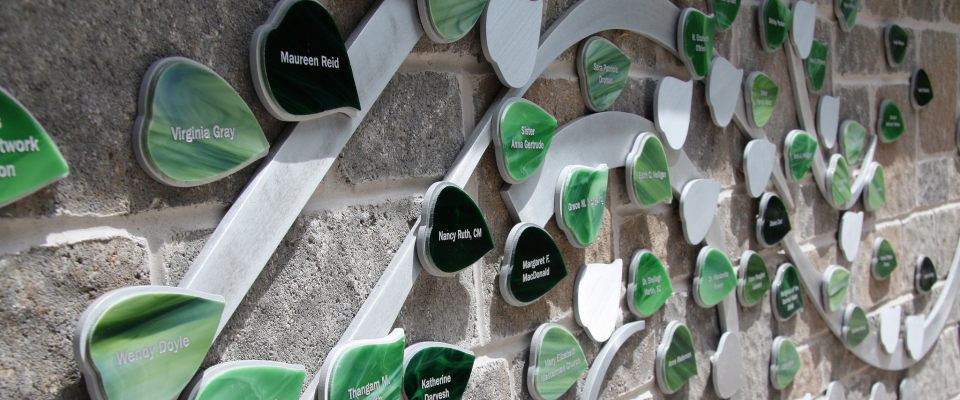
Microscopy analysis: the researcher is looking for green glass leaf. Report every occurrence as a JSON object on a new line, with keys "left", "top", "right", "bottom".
{"left": 327, "top": 330, "right": 405, "bottom": 400}
{"left": 501, "top": 223, "right": 568, "bottom": 306}
{"left": 695, "top": 247, "right": 737, "bottom": 307}
{"left": 916, "top": 255, "right": 938, "bottom": 293}
{"left": 0, "top": 87, "right": 70, "bottom": 208}
{"left": 678, "top": 9, "right": 716, "bottom": 80}
{"left": 254, "top": 0, "right": 361, "bottom": 120}
{"left": 784, "top": 130, "right": 818, "bottom": 181}
{"left": 656, "top": 322, "right": 698, "bottom": 394}
{"left": 827, "top": 155, "right": 853, "bottom": 205}
{"left": 843, "top": 305, "right": 869, "bottom": 347}
{"left": 495, "top": 99, "right": 558, "bottom": 183}
{"left": 187, "top": 362, "right": 306, "bottom": 400}
{"left": 822, "top": 265, "right": 850, "bottom": 313}
{"left": 738, "top": 251, "right": 771, "bottom": 306}
{"left": 760, "top": 0, "right": 793, "bottom": 51}
{"left": 628, "top": 250, "right": 673, "bottom": 317}
{"left": 578, "top": 37, "right": 631, "bottom": 111}
{"left": 711, "top": 0, "right": 742, "bottom": 31}
{"left": 135, "top": 58, "right": 269, "bottom": 186}
{"left": 877, "top": 100, "right": 905, "bottom": 142}
{"left": 419, "top": 182, "right": 495, "bottom": 276}
{"left": 835, "top": 0, "right": 859, "bottom": 31}
{"left": 422, "top": 0, "right": 488, "bottom": 42}
{"left": 529, "top": 324, "right": 588, "bottom": 400}
{"left": 757, "top": 193, "right": 792, "bottom": 247}
{"left": 872, "top": 238, "right": 898, "bottom": 280}
{"left": 402, "top": 343, "right": 475, "bottom": 400}
{"left": 771, "top": 337, "right": 801, "bottom": 389}
{"left": 626, "top": 133, "right": 672, "bottom": 207}
{"left": 746, "top": 72, "right": 779, "bottom": 128}
{"left": 864, "top": 163, "right": 886, "bottom": 211}
{"left": 911, "top": 69, "right": 934, "bottom": 108}
{"left": 886, "top": 24, "right": 909, "bottom": 66}
{"left": 773, "top": 263, "right": 804, "bottom": 321}
{"left": 805, "top": 40, "right": 828, "bottom": 92}
{"left": 840, "top": 120, "right": 866, "bottom": 164}
{"left": 82, "top": 287, "right": 225, "bottom": 400}
{"left": 557, "top": 165, "right": 609, "bottom": 247}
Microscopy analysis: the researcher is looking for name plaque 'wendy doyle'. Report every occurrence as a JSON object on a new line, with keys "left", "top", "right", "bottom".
{"left": 784, "top": 130, "right": 818, "bottom": 181}
{"left": 134, "top": 57, "right": 270, "bottom": 187}
{"left": 842, "top": 305, "right": 870, "bottom": 348}
{"left": 577, "top": 37, "right": 631, "bottom": 112}
{"left": 835, "top": 0, "right": 859, "bottom": 32}
{"left": 822, "top": 265, "right": 851, "bottom": 313}
{"left": 678, "top": 8, "right": 716, "bottom": 80}
{"left": 625, "top": 133, "right": 672, "bottom": 208}
{"left": 182, "top": 361, "right": 306, "bottom": 400}
{"left": 839, "top": 120, "right": 867, "bottom": 165}
{"left": 251, "top": 0, "right": 360, "bottom": 121}
{"left": 911, "top": 68, "right": 934, "bottom": 109}
{"left": 527, "top": 323, "right": 589, "bottom": 400}
{"left": 709, "top": 0, "right": 741, "bottom": 31}
{"left": 872, "top": 238, "right": 898, "bottom": 280}
{"left": 655, "top": 321, "right": 698, "bottom": 394}
{"left": 737, "top": 251, "right": 772, "bottom": 307}
{"left": 877, "top": 100, "right": 905, "bottom": 143}
{"left": 693, "top": 247, "right": 737, "bottom": 308}
{"left": 806, "top": 40, "right": 828, "bottom": 92}
{"left": 0, "top": 87, "right": 69, "bottom": 208}
{"left": 555, "top": 164, "right": 609, "bottom": 248}
{"left": 493, "top": 99, "right": 557, "bottom": 184}
{"left": 402, "top": 342, "right": 475, "bottom": 400}
{"left": 416, "top": 182, "right": 494, "bottom": 277}
{"left": 417, "top": 0, "right": 487, "bottom": 43}
{"left": 759, "top": 0, "right": 792, "bottom": 52}
{"left": 915, "top": 255, "right": 938, "bottom": 294}
{"left": 770, "top": 337, "right": 801, "bottom": 390}
{"left": 500, "top": 223, "right": 568, "bottom": 306}
{"left": 885, "top": 24, "right": 909, "bottom": 67}
{"left": 757, "top": 192, "right": 792, "bottom": 247}
{"left": 74, "top": 286, "right": 225, "bottom": 400}
{"left": 318, "top": 329, "right": 404, "bottom": 400}
{"left": 627, "top": 249, "right": 673, "bottom": 318}
{"left": 744, "top": 72, "right": 779, "bottom": 128}
{"left": 772, "top": 263, "right": 804, "bottom": 321}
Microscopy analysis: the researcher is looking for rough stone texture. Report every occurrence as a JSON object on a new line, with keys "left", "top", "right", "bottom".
{"left": 902, "top": 0, "right": 943, "bottom": 22}
{"left": 794, "top": 182, "right": 841, "bottom": 241}
{"left": 462, "top": 357, "right": 514, "bottom": 399}
{"left": 919, "top": 30, "right": 959, "bottom": 155}
{"left": 948, "top": 0, "right": 960, "bottom": 24}
{"left": 864, "top": 0, "right": 901, "bottom": 19}
{"left": 874, "top": 85, "right": 918, "bottom": 220}
{"left": 339, "top": 72, "right": 464, "bottom": 183}
{"left": 161, "top": 228, "right": 214, "bottom": 286}
{"left": 524, "top": 78, "right": 589, "bottom": 127}
{"left": 835, "top": 25, "right": 883, "bottom": 76}
{"left": 918, "top": 157, "right": 960, "bottom": 207}
{"left": 619, "top": 210, "right": 699, "bottom": 281}
{"left": 0, "top": 238, "right": 149, "bottom": 399}
{"left": 910, "top": 326, "right": 960, "bottom": 397}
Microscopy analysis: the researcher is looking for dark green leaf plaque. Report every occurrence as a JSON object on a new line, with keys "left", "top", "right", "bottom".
{"left": 757, "top": 192, "right": 792, "bottom": 247}
{"left": 134, "top": 57, "right": 270, "bottom": 187}
{"left": 555, "top": 164, "right": 609, "bottom": 248}
{"left": 759, "top": 0, "right": 792, "bottom": 51}
{"left": 911, "top": 69, "right": 934, "bottom": 109}
{"left": 500, "top": 223, "right": 568, "bottom": 306}
{"left": 678, "top": 8, "right": 716, "bottom": 80}
{"left": 871, "top": 238, "right": 898, "bottom": 280}
{"left": 402, "top": 342, "right": 475, "bottom": 400}
{"left": 0, "top": 87, "right": 70, "bottom": 208}
{"left": 885, "top": 24, "right": 909, "bottom": 66}
{"left": 737, "top": 251, "right": 772, "bottom": 307}
{"left": 915, "top": 255, "right": 938, "bottom": 294}
{"left": 417, "top": 182, "right": 495, "bottom": 277}
{"left": 835, "top": 0, "right": 859, "bottom": 32}
{"left": 770, "top": 337, "right": 801, "bottom": 390}
{"left": 577, "top": 37, "right": 631, "bottom": 111}
{"left": 494, "top": 99, "right": 558, "bottom": 184}
{"left": 694, "top": 247, "right": 738, "bottom": 307}
{"left": 877, "top": 100, "right": 905, "bottom": 143}
{"left": 772, "top": 263, "right": 804, "bottom": 321}
{"left": 252, "top": 0, "right": 361, "bottom": 121}
{"left": 806, "top": 40, "right": 828, "bottom": 92}
{"left": 784, "top": 130, "right": 818, "bottom": 181}
{"left": 627, "top": 249, "right": 673, "bottom": 318}
{"left": 710, "top": 0, "right": 741, "bottom": 31}
{"left": 625, "top": 133, "right": 672, "bottom": 208}
{"left": 842, "top": 305, "right": 869, "bottom": 347}
{"left": 656, "top": 321, "right": 698, "bottom": 394}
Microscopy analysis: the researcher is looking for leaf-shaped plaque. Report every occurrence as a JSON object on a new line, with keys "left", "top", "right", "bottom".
{"left": 494, "top": 99, "right": 557, "bottom": 184}
{"left": 678, "top": 9, "right": 716, "bottom": 80}
{"left": 656, "top": 322, "right": 698, "bottom": 394}
{"left": 745, "top": 72, "right": 779, "bottom": 128}
{"left": 625, "top": 133, "right": 672, "bottom": 207}
{"left": 0, "top": 87, "right": 70, "bottom": 208}
{"left": 770, "top": 337, "right": 801, "bottom": 390}
{"left": 757, "top": 192, "right": 792, "bottom": 247}
{"left": 402, "top": 342, "right": 475, "bottom": 400}
{"left": 694, "top": 247, "right": 737, "bottom": 308}
{"left": 772, "top": 263, "right": 804, "bottom": 321}
{"left": 418, "top": 0, "right": 488, "bottom": 43}
{"left": 759, "top": 0, "right": 792, "bottom": 52}
{"left": 416, "top": 182, "right": 495, "bottom": 277}
{"left": 555, "top": 164, "right": 609, "bottom": 248}
{"left": 527, "top": 324, "right": 588, "bottom": 400}
{"left": 628, "top": 250, "right": 673, "bottom": 318}
{"left": 737, "top": 251, "right": 771, "bottom": 307}
{"left": 500, "top": 223, "right": 568, "bottom": 306}
{"left": 183, "top": 361, "right": 306, "bottom": 400}
{"left": 577, "top": 37, "right": 631, "bottom": 111}
{"left": 822, "top": 265, "right": 851, "bottom": 313}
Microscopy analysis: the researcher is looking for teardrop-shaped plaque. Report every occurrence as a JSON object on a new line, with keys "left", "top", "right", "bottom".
{"left": 694, "top": 247, "right": 738, "bottom": 308}
{"left": 842, "top": 304, "right": 869, "bottom": 347}
{"left": 915, "top": 255, "right": 938, "bottom": 294}
{"left": 759, "top": 0, "right": 792, "bottom": 52}
{"left": 494, "top": 99, "right": 558, "bottom": 184}
{"left": 416, "top": 182, "right": 495, "bottom": 277}
{"left": 864, "top": 163, "right": 886, "bottom": 211}
{"left": 770, "top": 337, "right": 801, "bottom": 390}
{"left": 738, "top": 251, "right": 772, "bottom": 307}
{"left": 656, "top": 321, "right": 698, "bottom": 394}
{"left": 757, "top": 192, "right": 792, "bottom": 247}
{"left": 871, "top": 238, "right": 898, "bottom": 280}
{"left": 745, "top": 72, "right": 779, "bottom": 128}
{"left": 743, "top": 139, "right": 777, "bottom": 198}
{"left": 625, "top": 133, "right": 672, "bottom": 208}
{"left": 134, "top": 57, "right": 269, "bottom": 187}
{"left": 885, "top": 24, "right": 909, "bottom": 67}
{"left": 790, "top": 1, "right": 816, "bottom": 58}
{"left": 784, "top": 130, "right": 818, "bottom": 181}
{"left": 183, "top": 361, "right": 306, "bottom": 400}
{"left": 826, "top": 154, "right": 853, "bottom": 206}
{"left": 577, "top": 37, "right": 631, "bottom": 112}
{"left": 806, "top": 40, "right": 829, "bottom": 92}
{"left": 877, "top": 100, "right": 905, "bottom": 143}
{"left": 910, "top": 68, "right": 934, "bottom": 109}
{"left": 772, "top": 263, "right": 804, "bottom": 321}
{"left": 481, "top": 0, "right": 542, "bottom": 88}
{"left": 822, "top": 265, "right": 851, "bottom": 313}
{"left": 710, "top": 0, "right": 741, "bottom": 31}
{"left": 402, "top": 342, "right": 475, "bottom": 400}
{"left": 0, "top": 87, "right": 70, "bottom": 208}
{"left": 835, "top": 0, "right": 859, "bottom": 32}
{"left": 678, "top": 9, "right": 716, "bottom": 80}
{"left": 418, "top": 0, "right": 488, "bottom": 43}
{"left": 527, "top": 323, "right": 589, "bottom": 400}
{"left": 500, "top": 223, "right": 568, "bottom": 306}
{"left": 839, "top": 120, "right": 867, "bottom": 165}
{"left": 574, "top": 259, "right": 622, "bottom": 342}
{"left": 318, "top": 329, "right": 405, "bottom": 400}
{"left": 555, "top": 164, "right": 609, "bottom": 248}
{"left": 628, "top": 249, "right": 673, "bottom": 318}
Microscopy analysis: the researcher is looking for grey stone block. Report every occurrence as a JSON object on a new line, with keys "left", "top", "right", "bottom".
{"left": 0, "top": 238, "right": 149, "bottom": 399}
{"left": 473, "top": 74, "right": 504, "bottom": 125}
{"left": 161, "top": 229, "right": 214, "bottom": 286}
{"left": 339, "top": 71, "right": 464, "bottom": 183}
{"left": 919, "top": 30, "right": 959, "bottom": 155}
{"left": 874, "top": 85, "right": 918, "bottom": 220}
{"left": 524, "top": 77, "right": 589, "bottom": 127}
{"left": 902, "top": 0, "right": 943, "bottom": 22}
{"left": 863, "top": 0, "right": 901, "bottom": 19}
{"left": 918, "top": 158, "right": 956, "bottom": 206}
{"left": 462, "top": 357, "right": 513, "bottom": 400}
{"left": 794, "top": 183, "right": 841, "bottom": 241}
{"left": 837, "top": 85, "right": 870, "bottom": 127}
{"left": 835, "top": 25, "right": 883, "bottom": 76}
{"left": 680, "top": 81, "right": 743, "bottom": 187}
{"left": 736, "top": 275, "right": 777, "bottom": 400}
{"left": 910, "top": 326, "right": 960, "bottom": 397}
{"left": 948, "top": 0, "right": 960, "bottom": 24}
{"left": 608, "top": 77, "right": 657, "bottom": 119}
{"left": 714, "top": 190, "right": 761, "bottom": 258}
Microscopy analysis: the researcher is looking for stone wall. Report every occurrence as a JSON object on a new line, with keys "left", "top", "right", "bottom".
{"left": 2, "top": 0, "right": 960, "bottom": 399}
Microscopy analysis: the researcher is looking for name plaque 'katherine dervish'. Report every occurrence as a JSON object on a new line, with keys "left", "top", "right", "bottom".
{"left": 134, "top": 57, "right": 270, "bottom": 187}
{"left": 500, "top": 223, "right": 568, "bottom": 307}
{"left": 251, "top": 0, "right": 361, "bottom": 121}
{"left": 0, "top": 87, "right": 70, "bottom": 208}
{"left": 416, "top": 181, "right": 494, "bottom": 277}
{"left": 402, "top": 342, "right": 475, "bottom": 400}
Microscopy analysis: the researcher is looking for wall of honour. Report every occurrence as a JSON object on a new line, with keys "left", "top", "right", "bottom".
{"left": 2, "top": 0, "right": 960, "bottom": 399}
